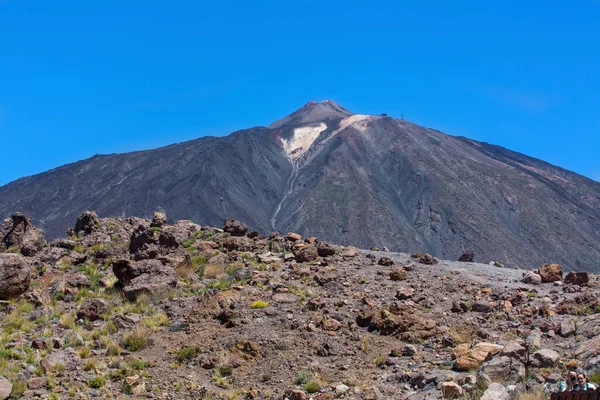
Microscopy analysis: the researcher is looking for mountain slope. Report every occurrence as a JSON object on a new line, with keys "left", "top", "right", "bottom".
{"left": 1, "top": 100, "right": 600, "bottom": 270}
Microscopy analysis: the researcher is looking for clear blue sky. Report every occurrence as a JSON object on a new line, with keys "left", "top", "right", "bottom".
{"left": 1, "top": 0, "right": 599, "bottom": 186}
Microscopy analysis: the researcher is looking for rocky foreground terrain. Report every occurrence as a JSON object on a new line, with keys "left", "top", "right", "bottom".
{"left": 1, "top": 211, "right": 600, "bottom": 399}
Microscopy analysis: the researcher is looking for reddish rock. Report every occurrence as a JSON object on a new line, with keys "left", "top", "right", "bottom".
{"left": 389, "top": 267, "right": 406, "bottom": 281}
{"left": 323, "top": 319, "right": 342, "bottom": 331}
{"left": 292, "top": 243, "right": 318, "bottom": 263}
{"left": 284, "top": 389, "right": 307, "bottom": 400}
{"left": 0, "top": 253, "right": 31, "bottom": 300}
{"left": 564, "top": 272, "right": 590, "bottom": 286}
{"left": 76, "top": 298, "right": 109, "bottom": 321}
{"left": 538, "top": 263, "right": 563, "bottom": 283}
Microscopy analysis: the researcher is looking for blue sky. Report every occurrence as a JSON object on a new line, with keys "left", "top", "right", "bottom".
{"left": 1, "top": 0, "right": 599, "bottom": 186}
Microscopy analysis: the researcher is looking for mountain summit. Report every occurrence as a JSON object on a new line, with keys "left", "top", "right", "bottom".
{"left": 1, "top": 101, "right": 600, "bottom": 270}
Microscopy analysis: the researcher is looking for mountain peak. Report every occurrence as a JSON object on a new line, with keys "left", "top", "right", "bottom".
{"left": 270, "top": 100, "right": 354, "bottom": 129}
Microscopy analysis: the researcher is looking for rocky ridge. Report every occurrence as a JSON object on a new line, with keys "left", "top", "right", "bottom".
{"left": 0, "top": 212, "right": 599, "bottom": 399}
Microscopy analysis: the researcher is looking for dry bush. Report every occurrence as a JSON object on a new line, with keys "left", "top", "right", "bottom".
{"left": 204, "top": 264, "right": 224, "bottom": 279}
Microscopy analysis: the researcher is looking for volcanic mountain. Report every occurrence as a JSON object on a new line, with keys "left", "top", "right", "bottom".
{"left": 1, "top": 100, "right": 599, "bottom": 270}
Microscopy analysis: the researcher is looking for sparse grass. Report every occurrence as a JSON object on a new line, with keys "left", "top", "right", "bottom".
{"left": 77, "top": 346, "right": 91, "bottom": 359}
{"left": 373, "top": 353, "right": 387, "bottom": 367}
{"left": 213, "top": 370, "right": 229, "bottom": 388}
{"left": 124, "top": 328, "right": 149, "bottom": 351}
{"left": 296, "top": 370, "right": 310, "bottom": 385}
{"left": 58, "top": 256, "right": 72, "bottom": 271}
{"left": 88, "top": 375, "right": 106, "bottom": 388}
{"left": 141, "top": 312, "right": 169, "bottom": 332}
{"left": 130, "top": 360, "right": 148, "bottom": 370}
{"left": 251, "top": 300, "right": 268, "bottom": 309}
{"left": 3, "top": 309, "right": 35, "bottom": 335}
{"left": 7, "top": 245, "right": 21, "bottom": 254}
{"left": 360, "top": 336, "right": 370, "bottom": 354}
{"left": 173, "top": 345, "right": 202, "bottom": 361}
{"left": 59, "top": 313, "right": 76, "bottom": 330}
{"left": 83, "top": 359, "right": 97, "bottom": 371}
{"left": 204, "top": 264, "right": 223, "bottom": 279}
{"left": 10, "top": 381, "right": 27, "bottom": 398}
{"left": 218, "top": 364, "right": 233, "bottom": 377}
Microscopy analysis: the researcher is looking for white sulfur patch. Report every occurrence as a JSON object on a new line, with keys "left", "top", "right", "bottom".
{"left": 281, "top": 122, "right": 327, "bottom": 161}
{"left": 332, "top": 114, "right": 372, "bottom": 135}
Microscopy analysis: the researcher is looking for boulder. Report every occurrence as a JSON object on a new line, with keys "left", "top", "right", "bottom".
{"left": 458, "top": 251, "right": 474, "bottom": 262}
{"left": 522, "top": 271, "right": 542, "bottom": 285}
{"left": 564, "top": 272, "right": 590, "bottom": 286}
{"left": 292, "top": 243, "right": 318, "bottom": 263}
{"left": 412, "top": 252, "right": 438, "bottom": 265}
{"left": 538, "top": 263, "right": 563, "bottom": 283}
{"left": 501, "top": 341, "right": 526, "bottom": 359}
{"left": 396, "top": 287, "right": 415, "bottom": 300}
{"left": 378, "top": 257, "right": 394, "bottom": 266}
{"left": 0, "top": 378, "right": 11, "bottom": 400}
{"left": 454, "top": 342, "right": 503, "bottom": 371}
{"left": 150, "top": 211, "right": 167, "bottom": 228}
{"left": 76, "top": 298, "right": 109, "bottom": 321}
{"left": 223, "top": 219, "right": 247, "bottom": 237}
{"left": 359, "top": 304, "right": 437, "bottom": 343}
{"left": 441, "top": 381, "right": 463, "bottom": 399}
{"left": 0, "top": 253, "right": 31, "bottom": 300}
{"left": 316, "top": 242, "right": 335, "bottom": 257}
{"left": 530, "top": 349, "right": 560, "bottom": 368}
{"left": 560, "top": 319, "right": 576, "bottom": 338}
{"left": 313, "top": 267, "right": 339, "bottom": 285}
{"left": 113, "top": 258, "right": 177, "bottom": 300}
{"left": 74, "top": 211, "right": 100, "bottom": 235}
{"left": 478, "top": 356, "right": 525, "bottom": 384}
{"left": 389, "top": 267, "right": 406, "bottom": 281}
{"left": 556, "top": 293, "right": 600, "bottom": 315}
{"left": 480, "top": 383, "right": 509, "bottom": 400}
{"left": 471, "top": 301, "right": 493, "bottom": 313}
{"left": 41, "top": 348, "right": 79, "bottom": 372}
{"left": 129, "top": 225, "right": 182, "bottom": 261}
{"left": 1, "top": 212, "right": 45, "bottom": 256}
{"left": 284, "top": 389, "right": 307, "bottom": 400}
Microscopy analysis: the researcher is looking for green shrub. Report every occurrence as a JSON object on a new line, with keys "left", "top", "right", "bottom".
{"left": 10, "top": 381, "right": 27, "bottom": 398}
{"left": 174, "top": 345, "right": 201, "bottom": 361}
{"left": 124, "top": 328, "right": 148, "bottom": 351}
{"left": 305, "top": 381, "right": 320, "bottom": 393}
{"left": 251, "top": 300, "right": 268, "bottom": 309}
{"left": 295, "top": 370, "right": 310, "bottom": 385}
{"left": 88, "top": 375, "right": 106, "bottom": 388}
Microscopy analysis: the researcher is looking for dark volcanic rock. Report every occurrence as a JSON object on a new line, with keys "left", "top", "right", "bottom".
{"left": 564, "top": 272, "right": 590, "bottom": 286}
{"left": 74, "top": 211, "right": 99, "bottom": 235}
{"left": 1, "top": 213, "right": 45, "bottom": 256}
{"left": 77, "top": 298, "right": 109, "bottom": 321}
{"left": 113, "top": 258, "right": 177, "bottom": 300}
{"left": 0, "top": 253, "right": 31, "bottom": 300}
{"left": 458, "top": 251, "right": 474, "bottom": 262}
{"left": 223, "top": 219, "right": 247, "bottom": 237}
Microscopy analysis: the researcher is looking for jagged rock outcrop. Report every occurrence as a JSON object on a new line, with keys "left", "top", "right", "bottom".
{"left": 0, "top": 253, "right": 31, "bottom": 299}
{"left": 1, "top": 212, "right": 45, "bottom": 256}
